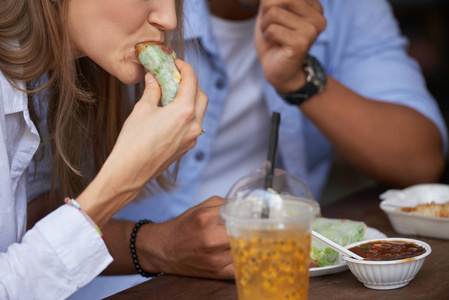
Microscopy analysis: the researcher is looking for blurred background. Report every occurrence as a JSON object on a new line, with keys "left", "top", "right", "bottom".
{"left": 320, "top": 0, "right": 449, "bottom": 205}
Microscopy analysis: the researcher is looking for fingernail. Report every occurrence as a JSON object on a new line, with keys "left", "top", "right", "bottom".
{"left": 145, "top": 73, "right": 155, "bottom": 84}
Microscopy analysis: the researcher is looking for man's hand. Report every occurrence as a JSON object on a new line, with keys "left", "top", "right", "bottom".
{"left": 254, "top": 0, "right": 326, "bottom": 94}
{"left": 136, "top": 196, "right": 234, "bottom": 279}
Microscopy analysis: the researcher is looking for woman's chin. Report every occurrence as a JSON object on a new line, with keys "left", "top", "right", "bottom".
{"left": 116, "top": 67, "right": 146, "bottom": 85}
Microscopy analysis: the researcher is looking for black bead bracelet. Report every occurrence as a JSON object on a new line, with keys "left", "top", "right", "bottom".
{"left": 130, "top": 219, "right": 161, "bottom": 278}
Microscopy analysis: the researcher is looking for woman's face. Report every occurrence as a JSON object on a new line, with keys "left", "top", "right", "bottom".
{"left": 68, "top": 0, "right": 177, "bottom": 84}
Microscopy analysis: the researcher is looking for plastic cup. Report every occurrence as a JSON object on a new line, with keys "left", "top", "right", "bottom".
{"left": 221, "top": 168, "right": 320, "bottom": 300}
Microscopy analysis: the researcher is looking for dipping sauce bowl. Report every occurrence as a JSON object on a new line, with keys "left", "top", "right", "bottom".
{"left": 343, "top": 238, "right": 431, "bottom": 290}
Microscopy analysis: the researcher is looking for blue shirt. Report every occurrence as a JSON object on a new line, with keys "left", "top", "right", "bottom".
{"left": 114, "top": 0, "right": 448, "bottom": 222}
{"left": 69, "top": 0, "right": 448, "bottom": 298}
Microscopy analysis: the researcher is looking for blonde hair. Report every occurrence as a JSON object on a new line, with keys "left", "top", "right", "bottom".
{"left": 0, "top": 0, "right": 185, "bottom": 200}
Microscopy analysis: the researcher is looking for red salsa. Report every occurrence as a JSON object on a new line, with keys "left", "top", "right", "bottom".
{"left": 348, "top": 240, "right": 426, "bottom": 261}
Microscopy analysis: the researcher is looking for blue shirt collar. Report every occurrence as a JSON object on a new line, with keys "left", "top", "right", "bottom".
{"left": 183, "top": 0, "right": 220, "bottom": 57}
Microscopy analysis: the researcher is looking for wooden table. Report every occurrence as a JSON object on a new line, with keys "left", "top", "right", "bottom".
{"left": 105, "top": 185, "right": 449, "bottom": 300}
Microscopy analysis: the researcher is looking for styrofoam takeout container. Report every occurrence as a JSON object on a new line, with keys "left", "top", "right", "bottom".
{"left": 379, "top": 184, "right": 449, "bottom": 240}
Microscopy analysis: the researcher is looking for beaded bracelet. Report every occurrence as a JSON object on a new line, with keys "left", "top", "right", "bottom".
{"left": 130, "top": 219, "right": 161, "bottom": 278}
{"left": 64, "top": 198, "right": 104, "bottom": 240}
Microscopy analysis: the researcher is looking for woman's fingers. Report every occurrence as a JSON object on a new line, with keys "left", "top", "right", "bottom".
{"left": 114, "top": 59, "right": 206, "bottom": 188}
{"left": 195, "top": 86, "right": 208, "bottom": 136}
{"left": 174, "top": 60, "right": 199, "bottom": 106}
{"left": 140, "top": 72, "right": 162, "bottom": 106}
{"left": 175, "top": 59, "right": 208, "bottom": 137}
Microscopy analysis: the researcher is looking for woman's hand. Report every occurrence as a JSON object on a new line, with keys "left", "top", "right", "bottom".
{"left": 78, "top": 60, "right": 208, "bottom": 226}
{"left": 113, "top": 59, "right": 207, "bottom": 188}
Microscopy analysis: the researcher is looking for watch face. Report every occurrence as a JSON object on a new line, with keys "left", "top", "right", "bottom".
{"left": 309, "top": 55, "right": 327, "bottom": 87}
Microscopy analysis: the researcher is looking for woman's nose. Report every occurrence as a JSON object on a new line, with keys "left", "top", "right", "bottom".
{"left": 147, "top": 1, "right": 178, "bottom": 31}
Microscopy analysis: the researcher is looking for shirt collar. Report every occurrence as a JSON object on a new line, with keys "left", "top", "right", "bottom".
{"left": 0, "top": 71, "right": 28, "bottom": 115}
{"left": 183, "top": 0, "right": 221, "bottom": 57}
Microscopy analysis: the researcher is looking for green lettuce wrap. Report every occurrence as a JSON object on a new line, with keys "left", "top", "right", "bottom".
{"left": 310, "top": 218, "right": 366, "bottom": 268}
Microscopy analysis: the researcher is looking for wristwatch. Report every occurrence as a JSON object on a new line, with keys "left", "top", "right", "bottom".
{"left": 278, "top": 55, "right": 327, "bottom": 105}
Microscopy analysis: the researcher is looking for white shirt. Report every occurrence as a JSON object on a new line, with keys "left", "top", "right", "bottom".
{"left": 0, "top": 71, "right": 113, "bottom": 299}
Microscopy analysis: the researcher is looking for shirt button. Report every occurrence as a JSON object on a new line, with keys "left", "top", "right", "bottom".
{"left": 215, "top": 78, "right": 225, "bottom": 90}
{"left": 195, "top": 151, "right": 205, "bottom": 161}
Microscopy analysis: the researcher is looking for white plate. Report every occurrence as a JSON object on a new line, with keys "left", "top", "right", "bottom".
{"left": 309, "top": 226, "right": 387, "bottom": 277}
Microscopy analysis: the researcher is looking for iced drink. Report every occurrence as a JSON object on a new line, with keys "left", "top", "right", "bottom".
{"left": 221, "top": 193, "right": 318, "bottom": 300}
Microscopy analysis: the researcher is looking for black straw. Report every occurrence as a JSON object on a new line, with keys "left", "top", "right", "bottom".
{"left": 262, "top": 112, "right": 281, "bottom": 218}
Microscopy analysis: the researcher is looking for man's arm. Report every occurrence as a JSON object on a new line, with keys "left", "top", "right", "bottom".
{"left": 301, "top": 77, "right": 445, "bottom": 186}
{"left": 99, "top": 219, "right": 136, "bottom": 275}
{"left": 253, "top": 0, "right": 445, "bottom": 187}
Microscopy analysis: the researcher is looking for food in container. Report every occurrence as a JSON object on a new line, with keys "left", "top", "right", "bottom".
{"left": 348, "top": 240, "right": 426, "bottom": 261}
{"left": 379, "top": 184, "right": 449, "bottom": 239}
{"left": 400, "top": 201, "right": 449, "bottom": 218}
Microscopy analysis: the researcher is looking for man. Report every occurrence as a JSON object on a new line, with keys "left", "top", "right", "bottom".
{"left": 63, "top": 0, "right": 447, "bottom": 298}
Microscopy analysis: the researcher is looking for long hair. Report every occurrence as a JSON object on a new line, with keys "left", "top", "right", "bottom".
{"left": 0, "top": 0, "right": 185, "bottom": 201}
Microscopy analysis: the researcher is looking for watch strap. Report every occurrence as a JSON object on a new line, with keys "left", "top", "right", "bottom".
{"left": 278, "top": 55, "right": 326, "bottom": 106}
{"left": 282, "top": 81, "right": 320, "bottom": 105}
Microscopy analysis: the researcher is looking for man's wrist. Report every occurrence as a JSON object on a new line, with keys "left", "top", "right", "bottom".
{"left": 135, "top": 221, "right": 165, "bottom": 275}
{"left": 277, "top": 55, "right": 327, "bottom": 106}
{"left": 275, "top": 70, "right": 308, "bottom": 95}
{"left": 131, "top": 219, "right": 163, "bottom": 277}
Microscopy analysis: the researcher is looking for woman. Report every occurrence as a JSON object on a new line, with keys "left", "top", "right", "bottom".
{"left": 0, "top": 0, "right": 207, "bottom": 298}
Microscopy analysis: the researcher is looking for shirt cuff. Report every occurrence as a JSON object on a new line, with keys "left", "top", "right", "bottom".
{"left": 35, "top": 205, "right": 113, "bottom": 289}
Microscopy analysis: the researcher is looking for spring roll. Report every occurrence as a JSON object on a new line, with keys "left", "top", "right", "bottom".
{"left": 135, "top": 41, "right": 181, "bottom": 106}
{"left": 310, "top": 218, "right": 366, "bottom": 267}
